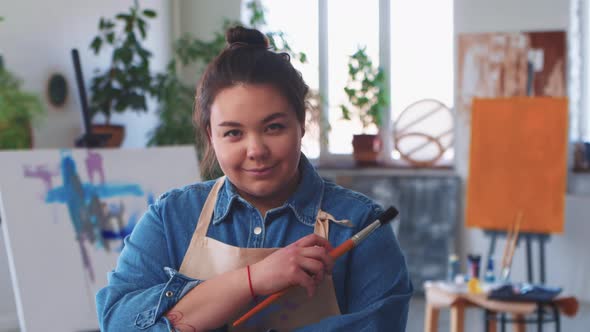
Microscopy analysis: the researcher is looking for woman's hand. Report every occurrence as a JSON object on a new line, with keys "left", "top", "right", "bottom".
{"left": 250, "top": 234, "right": 335, "bottom": 298}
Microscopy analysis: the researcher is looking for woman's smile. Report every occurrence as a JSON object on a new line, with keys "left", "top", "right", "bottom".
{"left": 243, "top": 164, "right": 276, "bottom": 177}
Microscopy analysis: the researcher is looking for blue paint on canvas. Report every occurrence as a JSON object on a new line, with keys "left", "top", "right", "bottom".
{"left": 38, "top": 151, "right": 148, "bottom": 282}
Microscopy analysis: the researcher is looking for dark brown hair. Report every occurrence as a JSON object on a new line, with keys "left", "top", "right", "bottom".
{"left": 194, "top": 26, "right": 309, "bottom": 178}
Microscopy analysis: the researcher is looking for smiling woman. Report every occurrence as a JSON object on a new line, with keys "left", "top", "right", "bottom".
{"left": 96, "top": 26, "right": 412, "bottom": 332}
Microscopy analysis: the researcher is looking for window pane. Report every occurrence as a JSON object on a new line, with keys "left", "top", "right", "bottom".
{"left": 390, "top": 0, "right": 454, "bottom": 163}
{"left": 327, "top": 0, "right": 380, "bottom": 154}
{"left": 243, "top": 0, "right": 320, "bottom": 158}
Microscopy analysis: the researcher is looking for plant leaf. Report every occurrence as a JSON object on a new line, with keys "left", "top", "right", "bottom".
{"left": 340, "top": 105, "right": 351, "bottom": 120}
{"left": 299, "top": 52, "right": 307, "bottom": 63}
{"left": 142, "top": 9, "right": 157, "bottom": 18}
{"left": 137, "top": 19, "right": 146, "bottom": 39}
{"left": 106, "top": 32, "right": 115, "bottom": 44}
{"left": 116, "top": 14, "right": 130, "bottom": 21}
{"left": 90, "top": 37, "right": 102, "bottom": 54}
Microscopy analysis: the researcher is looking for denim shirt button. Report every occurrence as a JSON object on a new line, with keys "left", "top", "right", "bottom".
{"left": 165, "top": 290, "right": 174, "bottom": 297}
{"left": 253, "top": 226, "right": 262, "bottom": 235}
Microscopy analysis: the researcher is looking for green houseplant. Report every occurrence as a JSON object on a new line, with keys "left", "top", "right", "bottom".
{"left": 0, "top": 64, "right": 44, "bottom": 149}
{"left": 340, "top": 46, "right": 388, "bottom": 165}
{"left": 88, "top": 1, "right": 157, "bottom": 146}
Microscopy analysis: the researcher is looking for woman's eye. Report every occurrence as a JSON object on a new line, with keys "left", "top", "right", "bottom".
{"left": 266, "top": 123, "right": 285, "bottom": 132}
{"left": 223, "top": 129, "right": 242, "bottom": 137}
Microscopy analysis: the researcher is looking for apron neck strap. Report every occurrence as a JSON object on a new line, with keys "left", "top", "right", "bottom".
{"left": 194, "top": 176, "right": 226, "bottom": 238}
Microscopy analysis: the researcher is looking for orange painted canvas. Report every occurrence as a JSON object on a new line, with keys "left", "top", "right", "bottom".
{"left": 466, "top": 97, "right": 568, "bottom": 233}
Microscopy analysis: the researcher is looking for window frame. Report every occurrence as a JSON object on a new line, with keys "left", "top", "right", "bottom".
{"left": 251, "top": 0, "right": 453, "bottom": 167}
{"left": 316, "top": 0, "right": 393, "bottom": 165}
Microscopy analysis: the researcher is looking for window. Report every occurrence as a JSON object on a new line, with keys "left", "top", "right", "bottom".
{"left": 326, "top": 0, "right": 380, "bottom": 154}
{"left": 246, "top": 0, "right": 454, "bottom": 164}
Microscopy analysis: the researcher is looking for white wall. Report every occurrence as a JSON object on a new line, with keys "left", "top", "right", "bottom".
{"left": 174, "top": 0, "right": 242, "bottom": 85}
{"left": 455, "top": 0, "right": 590, "bottom": 302}
{"left": 0, "top": 1, "right": 172, "bottom": 329}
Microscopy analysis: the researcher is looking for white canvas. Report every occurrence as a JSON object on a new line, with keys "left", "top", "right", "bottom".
{"left": 0, "top": 146, "right": 200, "bottom": 332}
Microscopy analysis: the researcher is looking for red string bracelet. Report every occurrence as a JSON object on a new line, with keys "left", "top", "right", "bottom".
{"left": 246, "top": 265, "right": 256, "bottom": 301}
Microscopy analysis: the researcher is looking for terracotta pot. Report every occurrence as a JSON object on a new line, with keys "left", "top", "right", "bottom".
{"left": 352, "top": 134, "right": 382, "bottom": 166}
{"left": 91, "top": 124, "right": 125, "bottom": 147}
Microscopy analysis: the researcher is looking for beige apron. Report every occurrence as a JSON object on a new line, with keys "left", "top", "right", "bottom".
{"left": 179, "top": 177, "right": 342, "bottom": 331}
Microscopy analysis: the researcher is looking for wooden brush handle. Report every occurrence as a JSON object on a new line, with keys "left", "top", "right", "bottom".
{"left": 329, "top": 239, "right": 355, "bottom": 259}
{"left": 232, "top": 290, "right": 288, "bottom": 327}
{"left": 233, "top": 239, "right": 356, "bottom": 327}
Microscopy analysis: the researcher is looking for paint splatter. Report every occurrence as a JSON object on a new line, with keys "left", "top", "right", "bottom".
{"left": 23, "top": 164, "right": 59, "bottom": 192}
{"left": 42, "top": 150, "right": 145, "bottom": 282}
{"left": 85, "top": 150, "right": 105, "bottom": 185}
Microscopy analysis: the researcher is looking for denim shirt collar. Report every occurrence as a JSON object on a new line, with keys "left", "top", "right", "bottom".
{"left": 212, "top": 154, "right": 324, "bottom": 227}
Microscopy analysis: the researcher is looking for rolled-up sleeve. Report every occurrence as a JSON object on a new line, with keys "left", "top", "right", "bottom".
{"left": 296, "top": 208, "right": 413, "bottom": 332}
{"left": 95, "top": 199, "right": 202, "bottom": 331}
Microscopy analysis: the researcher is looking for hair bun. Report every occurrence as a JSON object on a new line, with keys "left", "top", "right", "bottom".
{"left": 226, "top": 26, "right": 269, "bottom": 49}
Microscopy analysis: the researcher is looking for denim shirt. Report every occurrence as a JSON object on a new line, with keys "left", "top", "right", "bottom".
{"left": 96, "top": 155, "right": 413, "bottom": 331}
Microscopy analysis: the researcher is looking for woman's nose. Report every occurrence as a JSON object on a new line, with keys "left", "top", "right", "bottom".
{"left": 246, "top": 136, "right": 270, "bottom": 160}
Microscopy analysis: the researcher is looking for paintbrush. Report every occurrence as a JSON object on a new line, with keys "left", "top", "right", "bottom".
{"left": 232, "top": 206, "right": 399, "bottom": 327}
{"left": 501, "top": 211, "right": 523, "bottom": 281}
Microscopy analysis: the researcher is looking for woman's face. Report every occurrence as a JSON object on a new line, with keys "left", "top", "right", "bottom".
{"left": 209, "top": 84, "right": 304, "bottom": 205}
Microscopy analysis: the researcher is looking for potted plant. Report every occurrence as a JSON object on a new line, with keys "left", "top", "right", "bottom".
{"left": 340, "top": 46, "right": 388, "bottom": 165}
{"left": 88, "top": 1, "right": 157, "bottom": 147}
{"left": 0, "top": 61, "right": 44, "bottom": 149}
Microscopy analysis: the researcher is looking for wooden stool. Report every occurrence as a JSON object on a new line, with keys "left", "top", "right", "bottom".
{"left": 424, "top": 282, "right": 579, "bottom": 332}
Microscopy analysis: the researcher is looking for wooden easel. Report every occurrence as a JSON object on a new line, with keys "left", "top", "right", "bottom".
{"left": 484, "top": 231, "right": 550, "bottom": 285}
{"left": 483, "top": 231, "right": 560, "bottom": 332}
{"left": 456, "top": 97, "right": 574, "bottom": 332}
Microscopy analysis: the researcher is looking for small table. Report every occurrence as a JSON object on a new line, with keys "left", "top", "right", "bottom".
{"left": 424, "top": 281, "right": 579, "bottom": 332}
